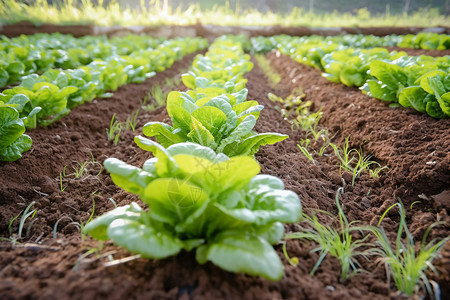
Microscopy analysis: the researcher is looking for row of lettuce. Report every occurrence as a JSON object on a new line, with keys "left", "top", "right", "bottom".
{"left": 83, "top": 35, "right": 301, "bottom": 281}
{"left": 249, "top": 32, "right": 450, "bottom": 53}
{"left": 251, "top": 35, "right": 450, "bottom": 118}
{"left": 0, "top": 33, "right": 167, "bottom": 88}
{"left": 0, "top": 36, "right": 208, "bottom": 161}
{"left": 2, "top": 32, "right": 449, "bottom": 90}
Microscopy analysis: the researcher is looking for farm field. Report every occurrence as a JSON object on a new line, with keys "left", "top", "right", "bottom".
{"left": 1, "top": 20, "right": 450, "bottom": 300}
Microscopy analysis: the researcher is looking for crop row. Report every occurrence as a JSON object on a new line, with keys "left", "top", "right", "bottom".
{"left": 0, "top": 33, "right": 168, "bottom": 88}
{"left": 249, "top": 32, "right": 450, "bottom": 54}
{"left": 83, "top": 35, "right": 301, "bottom": 281}
{"left": 251, "top": 35, "right": 450, "bottom": 118}
{"left": 0, "top": 36, "right": 208, "bottom": 161}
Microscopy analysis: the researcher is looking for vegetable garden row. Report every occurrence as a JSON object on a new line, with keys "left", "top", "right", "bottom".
{"left": 0, "top": 32, "right": 449, "bottom": 299}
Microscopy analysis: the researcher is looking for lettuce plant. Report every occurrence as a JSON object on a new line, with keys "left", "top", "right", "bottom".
{"left": 1, "top": 81, "right": 77, "bottom": 127}
{"left": 84, "top": 139, "right": 301, "bottom": 280}
{"left": 0, "top": 104, "right": 33, "bottom": 161}
{"left": 143, "top": 90, "right": 288, "bottom": 156}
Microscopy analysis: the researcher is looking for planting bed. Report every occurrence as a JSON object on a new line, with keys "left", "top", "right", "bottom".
{"left": 0, "top": 42, "right": 449, "bottom": 300}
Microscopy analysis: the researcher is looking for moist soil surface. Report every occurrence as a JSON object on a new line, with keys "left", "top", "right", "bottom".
{"left": 0, "top": 47, "right": 449, "bottom": 300}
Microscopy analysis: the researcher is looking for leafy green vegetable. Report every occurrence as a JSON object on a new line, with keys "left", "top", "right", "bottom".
{"left": 0, "top": 104, "right": 32, "bottom": 161}
{"left": 143, "top": 36, "right": 287, "bottom": 156}
{"left": 84, "top": 140, "right": 301, "bottom": 280}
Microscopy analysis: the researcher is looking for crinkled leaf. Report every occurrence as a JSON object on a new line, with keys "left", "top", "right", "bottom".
{"left": 196, "top": 230, "right": 284, "bottom": 281}
{"left": 83, "top": 203, "right": 142, "bottom": 240}
{"left": 399, "top": 86, "right": 427, "bottom": 112}
{"left": 107, "top": 218, "right": 184, "bottom": 259}
{"left": 224, "top": 132, "right": 289, "bottom": 157}
{"left": 187, "top": 116, "right": 217, "bottom": 148}
{"left": 104, "top": 157, "right": 154, "bottom": 195}
{"left": 142, "top": 122, "right": 186, "bottom": 147}
{"left": 217, "top": 115, "right": 256, "bottom": 152}
{"left": 0, "top": 106, "right": 25, "bottom": 149}
{"left": 143, "top": 178, "right": 209, "bottom": 228}
{"left": 134, "top": 136, "right": 177, "bottom": 176}
{"left": 0, "top": 134, "right": 32, "bottom": 162}
{"left": 191, "top": 106, "right": 228, "bottom": 137}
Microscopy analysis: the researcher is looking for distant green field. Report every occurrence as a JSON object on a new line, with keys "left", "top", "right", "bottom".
{"left": 1, "top": 0, "right": 449, "bottom": 27}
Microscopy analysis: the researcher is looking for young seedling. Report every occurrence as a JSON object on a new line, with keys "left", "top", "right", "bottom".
{"left": 297, "top": 138, "right": 315, "bottom": 164}
{"left": 330, "top": 137, "right": 383, "bottom": 185}
{"left": 369, "top": 165, "right": 389, "bottom": 179}
{"left": 141, "top": 85, "right": 169, "bottom": 112}
{"left": 53, "top": 215, "right": 74, "bottom": 239}
{"left": 64, "top": 154, "right": 103, "bottom": 180}
{"left": 79, "top": 197, "right": 96, "bottom": 241}
{"left": 106, "top": 113, "right": 123, "bottom": 145}
{"left": 285, "top": 189, "right": 374, "bottom": 281}
{"left": 59, "top": 169, "right": 67, "bottom": 192}
{"left": 72, "top": 241, "right": 106, "bottom": 271}
{"left": 0, "top": 202, "right": 38, "bottom": 247}
{"left": 125, "top": 108, "right": 140, "bottom": 132}
{"left": 372, "top": 201, "right": 449, "bottom": 298}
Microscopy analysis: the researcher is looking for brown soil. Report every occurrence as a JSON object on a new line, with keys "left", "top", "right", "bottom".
{"left": 2, "top": 22, "right": 450, "bottom": 38}
{"left": 0, "top": 47, "right": 449, "bottom": 300}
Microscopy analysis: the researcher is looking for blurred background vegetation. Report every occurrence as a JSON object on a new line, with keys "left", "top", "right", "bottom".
{"left": 2, "top": 0, "right": 449, "bottom": 27}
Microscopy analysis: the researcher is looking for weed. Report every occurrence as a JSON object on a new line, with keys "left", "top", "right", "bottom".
{"left": 62, "top": 154, "right": 103, "bottom": 181}
{"left": 59, "top": 171, "right": 67, "bottom": 191}
{"left": 108, "top": 198, "right": 118, "bottom": 208}
{"left": 72, "top": 242, "right": 105, "bottom": 271}
{"left": 106, "top": 113, "right": 123, "bottom": 145}
{"left": 126, "top": 108, "right": 140, "bottom": 132}
{"left": 53, "top": 215, "right": 73, "bottom": 239}
{"left": 0, "top": 202, "right": 37, "bottom": 246}
{"left": 79, "top": 197, "right": 96, "bottom": 241}
{"left": 141, "top": 84, "right": 170, "bottom": 112}
{"left": 297, "top": 138, "right": 315, "bottom": 164}
{"left": 372, "top": 201, "right": 449, "bottom": 297}
{"left": 330, "top": 137, "right": 382, "bottom": 185}
{"left": 369, "top": 165, "right": 389, "bottom": 179}
{"left": 293, "top": 108, "right": 327, "bottom": 141}
{"left": 285, "top": 189, "right": 374, "bottom": 280}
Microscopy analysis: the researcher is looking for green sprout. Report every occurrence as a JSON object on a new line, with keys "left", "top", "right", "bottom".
{"left": 106, "top": 113, "right": 123, "bottom": 146}
{"left": 1, "top": 201, "right": 38, "bottom": 246}
{"left": 285, "top": 189, "right": 374, "bottom": 280}
{"left": 372, "top": 201, "right": 449, "bottom": 298}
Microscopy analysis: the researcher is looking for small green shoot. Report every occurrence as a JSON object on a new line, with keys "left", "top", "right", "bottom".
{"left": 141, "top": 85, "right": 169, "bottom": 112}
{"left": 151, "top": 85, "right": 165, "bottom": 107}
{"left": 1, "top": 202, "right": 37, "bottom": 246}
{"left": 318, "top": 136, "right": 331, "bottom": 156}
{"left": 79, "top": 197, "right": 96, "bottom": 241}
{"left": 285, "top": 189, "right": 373, "bottom": 280}
{"left": 330, "top": 137, "right": 383, "bottom": 185}
{"left": 53, "top": 215, "right": 73, "bottom": 239}
{"left": 369, "top": 165, "right": 389, "bottom": 179}
{"left": 297, "top": 138, "right": 315, "bottom": 164}
{"left": 108, "top": 198, "right": 118, "bottom": 208}
{"left": 125, "top": 108, "right": 140, "bottom": 132}
{"left": 293, "top": 108, "right": 327, "bottom": 141}
{"left": 72, "top": 242, "right": 105, "bottom": 271}
{"left": 59, "top": 171, "right": 67, "bottom": 192}
{"left": 106, "top": 113, "right": 123, "bottom": 145}
{"left": 281, "top": 241, "right": 299, "bottom": 267}
{"left": 372, "top": 201, "right": 449, "bottom": 297}
{"left": 63, "top": 154, "right": 103, "bottom": 180}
